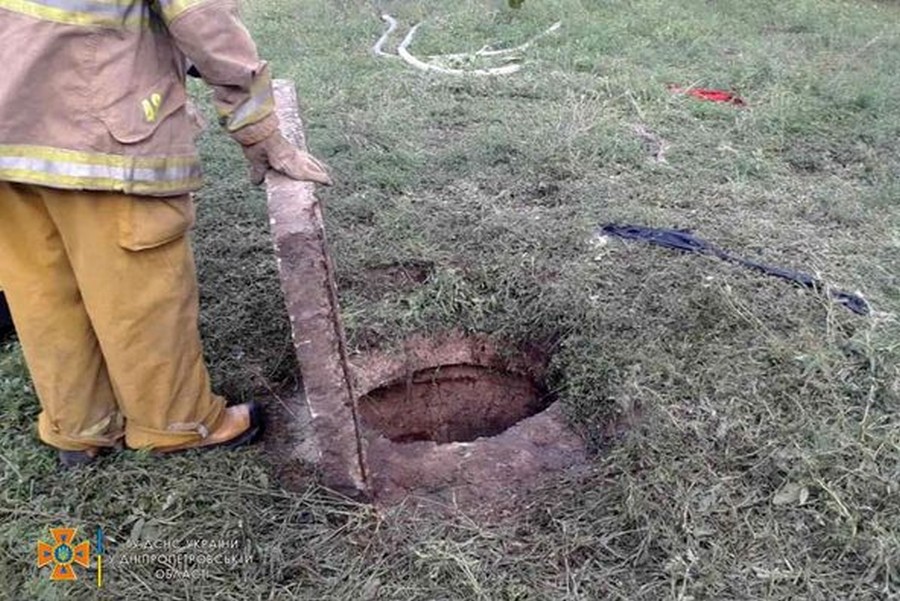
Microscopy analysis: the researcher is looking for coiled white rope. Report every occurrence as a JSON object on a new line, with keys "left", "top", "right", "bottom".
{"left": 373, "top": 14, "right": 561, "bottom": 77}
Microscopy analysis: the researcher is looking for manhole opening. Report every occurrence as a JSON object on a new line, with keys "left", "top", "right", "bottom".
{"left": 357, "top": 363, "right": 554, "bottom": 444}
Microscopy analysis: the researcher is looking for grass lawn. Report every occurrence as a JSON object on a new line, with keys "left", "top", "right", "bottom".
{"left": 2, "top": 0, "right": 899, "bottom": 598}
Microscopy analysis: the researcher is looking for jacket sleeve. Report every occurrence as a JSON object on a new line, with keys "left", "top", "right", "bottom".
{"left": 156, "top": 0, "right": 279, "bottom": 145}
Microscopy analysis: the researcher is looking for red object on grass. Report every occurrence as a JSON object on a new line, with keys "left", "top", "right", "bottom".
{"left": 668, "top": 84, "right": 745, "bottom": 106}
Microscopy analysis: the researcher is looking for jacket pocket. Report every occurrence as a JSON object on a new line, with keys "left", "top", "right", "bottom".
{"left": 118, "top": 195, "right": 196, "bottom": 251}
{"left": 101, "top": 73, "right": 188, "bottom": 145}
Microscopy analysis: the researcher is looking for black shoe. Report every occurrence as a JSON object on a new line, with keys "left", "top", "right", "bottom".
{"left": 57, "top": 442, "right": 122, "bottom": 469}
{"left": 58, "top": 448, "right": 100, "bottom": 469}
{"left": 0, "top": 292, "right": 15, "bottom": 340}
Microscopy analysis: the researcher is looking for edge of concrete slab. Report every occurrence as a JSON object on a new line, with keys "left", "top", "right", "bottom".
{"left": 264, "top": 79, "right": 368, "bottom": 498}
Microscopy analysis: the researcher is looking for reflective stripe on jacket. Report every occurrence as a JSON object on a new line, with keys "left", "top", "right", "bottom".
{"left": 0, "top": 0, "right": 278, "bottom": 196}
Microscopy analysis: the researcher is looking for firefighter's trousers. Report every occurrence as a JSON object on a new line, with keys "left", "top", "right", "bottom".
{"left": 0, "top": 182, "right": 225, "bottom": 450}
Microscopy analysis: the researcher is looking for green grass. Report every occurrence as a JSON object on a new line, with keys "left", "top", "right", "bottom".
{"left": 2, "top": 0, "right": 899, "bottom": 598}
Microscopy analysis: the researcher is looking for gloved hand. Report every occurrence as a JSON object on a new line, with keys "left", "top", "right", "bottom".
{"left": 242, "top": 132, "right": 333, "bottom": 186}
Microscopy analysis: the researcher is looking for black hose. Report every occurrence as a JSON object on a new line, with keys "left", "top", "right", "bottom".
{"left": 600, "top": 224, "right": 870, "bottom": 316}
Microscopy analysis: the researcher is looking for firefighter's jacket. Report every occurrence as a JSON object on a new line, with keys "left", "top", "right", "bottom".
{"left": 0, "top": 0, "right": 279, "bottom": 196}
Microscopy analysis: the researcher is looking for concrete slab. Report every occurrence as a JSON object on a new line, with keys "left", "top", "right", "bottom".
{"left": 264, "top": 80, "right": 367, "bottom": 498}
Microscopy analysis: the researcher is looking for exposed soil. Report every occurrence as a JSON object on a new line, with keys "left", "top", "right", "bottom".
{"left": 262, "top": 384, "right": 321, "bottom": 493}
{"left": 344, "top": 260, "right": 432, "bottom": 299}
{"left": 358, "top": 363, "right": 552, "bottom": 444}
{"left": 350, "top": 332, "right": 590, "bottom": 508}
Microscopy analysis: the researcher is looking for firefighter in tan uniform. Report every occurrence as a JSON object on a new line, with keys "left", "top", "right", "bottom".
{"left": 0, "top": 0, "right": 331, "bottom": 466}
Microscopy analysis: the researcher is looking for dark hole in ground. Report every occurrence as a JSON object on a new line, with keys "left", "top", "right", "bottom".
{"left": 357, "top": 363, "right": 553, "bottom": 444}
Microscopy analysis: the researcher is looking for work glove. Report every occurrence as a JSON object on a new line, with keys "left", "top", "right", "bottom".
{"left": 242, "top": 131, "right": 333, "bottom": 186}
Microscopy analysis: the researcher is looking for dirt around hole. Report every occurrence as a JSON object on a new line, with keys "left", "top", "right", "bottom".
{"left": 357, "top": 363, "right": 553, "bottom": 444}
{"left": 345, "top": 333, "right": 590, "bottom": 507}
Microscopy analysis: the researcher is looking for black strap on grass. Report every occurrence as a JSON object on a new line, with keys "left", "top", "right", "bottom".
{"left": 600, "top": 224, "right": 870, "bottom": 316}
